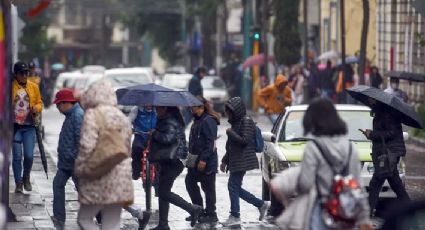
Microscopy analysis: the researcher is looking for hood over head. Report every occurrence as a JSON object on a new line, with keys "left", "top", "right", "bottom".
{"left": 80, "top": 79, "right": 117, "bottom": 109}
{"left": 274, "top": 74, "right": 288, "bottom": 88}
{"left": 225, "top": 97, "right": 246, "bottom": 122}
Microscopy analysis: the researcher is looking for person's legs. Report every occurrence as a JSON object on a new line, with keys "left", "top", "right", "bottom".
{"left": 100, "top": 204, "right": 122, "bottom": 230}
{"left": 164, "top": 163, "right": 193, "bottom": 214}
{"left": 53, "top": 169, "right": 72, "bottom": 222}
{"left": 78, "top": 204, "right": 102, "bottom": 230}
{"left": 200, "top": 173, "right": 216, "bottom": 216}
{"left": 12, "top": 129, "right": 24, "bottom": 184}
{"left": 228, "top": 172, "right": 244, "bottom": 218}
{"left": 185, "top": 169, "right": 203, "bottom": 207}
{"left": 368, "top": 174, "right": 386, "bottom": 215}
{"left": 387, "top": 170, "right": 410, "bottom": 201}
{"left": 22, "top": 127, "right": 36, "bottom": 180}
{"left": 131, "top": 135, "right": 144, "bottom": 180}
{"left": 238, "top": 179, "right": 264, "bottom": 208}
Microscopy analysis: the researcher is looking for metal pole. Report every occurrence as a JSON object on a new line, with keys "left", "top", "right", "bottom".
{"left": 303, "top": 0, "right": 308, "bottom": 66}
{"left": 262, "top": 0, "right": 269, "bottom": 85}
{"left": 340, "top": 0, "right": 346, "bottom": 66}
{"left": 216, "top": 4, "right": 223, "bottom": 75}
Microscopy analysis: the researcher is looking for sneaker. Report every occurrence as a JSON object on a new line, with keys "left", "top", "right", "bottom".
{"left": 191, "top": 205, "right": 203, "bottom": 227}
{"left": 51, "top": 216, "right": 65, "bottom": 230}
{"left": 198, "top": 213, "right": 219, "bottom": 223}
{"left": 259, "top": 201, "right": 270, "bottom": 221}
{"left": 222, "top": 215, "right": 241, "bottom": 226}
{"left": 138, "top": 211, "right": 151, "bottom": 230}
{"left": 23, "top": 175, "right": 32, "bottom": 191}
{"left": 15, "top": 182, "right": 23, "bottom": 193}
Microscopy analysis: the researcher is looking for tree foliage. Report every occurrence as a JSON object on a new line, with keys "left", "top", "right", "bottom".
{"left": 19, "top": 13, "right": 54, "bottom": 61}
{"left": 272, "top": 0, "right": 301, "bottom": 66}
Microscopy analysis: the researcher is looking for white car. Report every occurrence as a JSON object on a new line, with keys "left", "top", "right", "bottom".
{"left": 202, "top": 76, "right": 228, "bottom": 113}
{"left": 261, "top": 104, "right": 407, "bottom": 215}
{"left": 161, "top": 73, "right": 192, "bottom": 90}
{"left": 104, "top": 67, "right": 154, "bottom": 91}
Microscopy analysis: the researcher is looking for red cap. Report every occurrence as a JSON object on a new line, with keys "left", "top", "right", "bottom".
{"left": 54, "top": 88, "right": 79, "bottom": 104}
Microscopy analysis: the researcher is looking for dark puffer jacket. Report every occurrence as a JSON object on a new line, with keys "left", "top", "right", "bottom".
{"left": 189, "top": 112, "right": 219, "bottom": 173}
{"left": 151, "top": 114, "right": 188, "bottom": 161}
{"left": 222, "top": 97, "right": 258, "bottom": 172}
{"left": 370, "top": 109, "right": 406, "bottom": 157}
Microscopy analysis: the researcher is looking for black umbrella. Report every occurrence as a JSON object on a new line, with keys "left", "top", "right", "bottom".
{"left": 386, "top": 71, "right": 425, "bottom": 83}
{"left": 118, "top": 83, "right": 202, "bottom": 107}
{"left": 346, "top": 85, "right": 423, "bottom": 129}
{"left": 33, "top": 116, "right": 48, "bottom": 179}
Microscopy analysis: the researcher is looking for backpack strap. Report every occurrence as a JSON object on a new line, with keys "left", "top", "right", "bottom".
{"left": 311, "top": 140, "right": 352, "bottom": 175}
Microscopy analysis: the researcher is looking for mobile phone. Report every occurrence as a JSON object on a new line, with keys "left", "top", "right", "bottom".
{"left": 358, "top": 129, "right": 365, "bottom": 133}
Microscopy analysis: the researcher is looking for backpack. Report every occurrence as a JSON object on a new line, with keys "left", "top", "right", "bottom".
{"left": 254, "top": 125, "right": 264, "bottom": 153}
{"left": 312, "top": 140, "right": 364, "bottom": 229}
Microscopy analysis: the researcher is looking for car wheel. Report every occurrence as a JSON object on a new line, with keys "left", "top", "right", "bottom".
{"left": 262, "top": 177, "right": 270, "bottom": 201}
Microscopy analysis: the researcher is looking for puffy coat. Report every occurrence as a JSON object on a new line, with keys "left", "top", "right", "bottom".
{"left": 188, "top": 75, "right": 203, "bottom": 97}
{"left": 222, "top": 97, "right": 258, "bottom": 172}
{"left": 188, "top": 112, "right": 219, "bottom": 173}
{"left": 12, "top": 79, "right": 43, "bottom": 114}
{"left": 257, "top": 74, "right": 292, "bottom": 114}
{"left": 369, "top": 109, "right": 406, "bottom": 157}
{"left": 75, "top": 80, "right": 133, "bottom": 206}
{"left": 151, "top": 114, "right": 188, "bottom": 161}
{"left": 57, "top": 103, "right": 84, "bottom": 170}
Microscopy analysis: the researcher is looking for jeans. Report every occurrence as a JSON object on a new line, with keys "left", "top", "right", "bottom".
{"left": 228, "top": 171, "right": 264, "bottom": 218}
{"left": 158, "top": 160, "right": 194, "bottom": 226}
{"left": 12, "top": 126, "right": 36, "bottom": 183}
{"left": 53, "top": 169, "right": 78, "bottom": 222}
{"left": 78, "top": 204, "right": 122, "bottom": 230}
{"left": 185, "top": 169, "right": 216, "bottom": 215}
{"left": 368, "top": 168, "right": 410, "bottom": 215}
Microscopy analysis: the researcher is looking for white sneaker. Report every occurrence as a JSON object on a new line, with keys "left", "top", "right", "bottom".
{"left": 259, "top": 201, "right": 270, "bottom": 221}
{"left": 222, "top": 215, "right": 241, "bottom": 226}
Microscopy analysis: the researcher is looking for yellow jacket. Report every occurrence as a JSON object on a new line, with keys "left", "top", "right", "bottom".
{"left": 257, "top": 74, "right": 293, "bottom": 114}
{"left": 12, "top": 79, "right": 43, "bottom": 114}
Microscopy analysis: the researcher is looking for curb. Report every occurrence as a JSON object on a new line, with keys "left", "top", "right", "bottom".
{"left": 408, "top": 136, "right": 425, "bottom": 147}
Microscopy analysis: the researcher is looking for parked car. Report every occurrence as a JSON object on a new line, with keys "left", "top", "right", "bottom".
{"left": 52, "top": 72, "right": 83, "bottom": 103}
{"left": 261, "top": 104, "right": 407, "bottom": 215}
{"left": 202, "top": 76, "right": 228, "bottom": 113}
{"left": 161, "top": 73, "right": 192, "bottom": 90}
{"left": 105, "top": 68, "right": 154, "bottom": 114}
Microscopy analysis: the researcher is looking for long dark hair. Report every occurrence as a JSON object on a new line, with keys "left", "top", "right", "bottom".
{"left": 198, "top": 96, "right": 220, "bottom": 124}
{"left": 303, "top": 98, "right": 347, "bottom": 136}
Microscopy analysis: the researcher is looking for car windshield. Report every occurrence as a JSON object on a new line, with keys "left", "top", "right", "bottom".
{"left": 279, "top": 110, "right": 373, "bottom": 142}
{"left": 201, "top": 77, "right": 225, "bottom": 89}
{"left": 162, "top": 74, "right": 192, "bottom": 89}
{"left": 105, "top": 73, "right": 150, "bottom": 87}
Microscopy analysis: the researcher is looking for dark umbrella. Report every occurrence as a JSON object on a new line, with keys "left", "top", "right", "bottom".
{"left": 346, "top": 85, "right": 423, "bottom": 129}
{"left": 386, "top": 71, "right": 425, "bottom": 83}
{"left": 34, "top": 118, "right": 48, "bottom": 178}
{"left": 118, "top": 83, "right": 202, "bottom": 107}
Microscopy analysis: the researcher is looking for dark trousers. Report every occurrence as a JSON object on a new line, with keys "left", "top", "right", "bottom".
{"left": 131, "top": 134, "right": 147, "bottom": 179}
{"left": 368, "top": 169, "right": 410, "bottom": 214}
{"left": 158, "top": 160, "right": 193, "bottom": 226}
{"left": 53, "top": 169, "right": 78, "bottom": 222}
{"left": 228, "top": 171, "right": 264, "bottom": 218}
{"left": 185, "top": 169, "right": 216, "bottom": 215}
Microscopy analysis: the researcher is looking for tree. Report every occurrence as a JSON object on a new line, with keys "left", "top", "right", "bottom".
{"left": 19, "top": 12, "right": 54, "bottom": 61}
{"left": 358, "top": 0, "right": 369, "bottom": 85}
{"left": 272, "top": 0, "right": 301, "bottom": 67}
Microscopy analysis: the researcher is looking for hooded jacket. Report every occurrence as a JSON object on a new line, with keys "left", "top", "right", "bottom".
{"left": 188, "top": 74, "right": 203, "bottom": 97}
{"left": 298, "top": 135, "right": 370, "bottom": 225}
{"left": 188, "top": 112, "right": 219, "bottom": 173}
{"left": 57, "top": 103, "right": 84, "bottom": 170}
{"left": 257, "top": 74, "right": 292, "bottom": 114}
{"left": 222, "top": 97, "right": 258, "bottom": 172}
{"left": 75, "top": 80, "right": 134, "bottom": 205}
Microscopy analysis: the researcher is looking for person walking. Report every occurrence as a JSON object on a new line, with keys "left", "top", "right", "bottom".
{"left": 74, "top": 80, "right": 142, "bottom": 229}
{"left": 185, "top": 97, "right": 220, "bottom": 223}
{"left": 27, "top": 61, "right": 46, "bottom": 101}
{"left": 384, "top": 77, "right": 408, "bottom": 103}
{"left": 150, "top": 106, "right": 203, "bottom": 230}
{"left": 11, "top": 61, "right": 43, "bottom": 193}
{"left": 274, "top": 98, "right": 372, "bottom": 230}
{"left": 370, "top": 66, "right": 383, "bottom": 89}
{"left": 257, "top": 74, "right": 292, "bottom": 124}
{"left": 318, "top": 60, "right": 335, "bottom": 100}
{"left": 220, "top": 97, "right": 270, "bottom": 226}
{"left": 184, "top": 66, "right": 207, "bottom": 126}
{"left": 51, "top": 89, "right": 84, "bottom": 228}
{"left": 360, "top": 99, "right": 410, "bottom": 216}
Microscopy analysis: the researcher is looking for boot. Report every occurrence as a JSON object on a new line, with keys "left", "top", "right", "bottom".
{"left": 15, "top": 182, "right": 23, "bottom": 193}
{"left": 23, "top": 175, "right": 32, "bottom": 191}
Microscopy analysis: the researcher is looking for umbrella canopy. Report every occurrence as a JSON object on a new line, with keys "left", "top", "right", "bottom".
{"left": 242, "top": 54, "right": 274, "bottom": 69}
{"left": 118, "top": 83, "right": 202, "bottom": 107}
{"left": 337, "top": 55, "right": 359, "bottom": 65}
{"left": 347, "top": 85, "right": 423, "bottom": 129}
{"left": 385, "top": 71, "right": 425, "bottom": 83}
{"left": 35, "top": 125, "right": 48, "bottom": 178}
{"left": 318, "top": 50, "right": 339, "bottom": 61}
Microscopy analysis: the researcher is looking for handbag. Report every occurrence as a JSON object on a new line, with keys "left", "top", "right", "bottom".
{"left": 76, "top": 108, "right": 128, "bottom": 180}
{"left": 148, "top": 137, "right": 181, "bottom": 162}
{"left": 185, "top": 153, "right": 198, "bottom": 168}
{"left": 372, "top": 136, "right": 397, "bottom": 177}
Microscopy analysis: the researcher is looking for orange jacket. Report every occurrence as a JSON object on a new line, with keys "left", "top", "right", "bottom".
{"left": 257, "top": 74, "right": 292, "bottom": 114}
{"left": 12, "top": 79, "right": 43, "bottom": 114}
